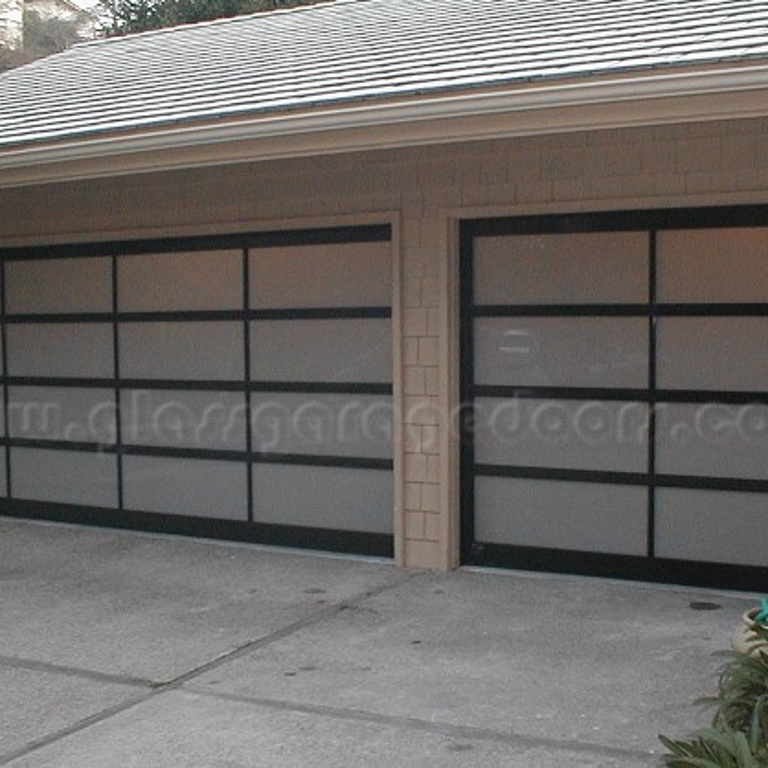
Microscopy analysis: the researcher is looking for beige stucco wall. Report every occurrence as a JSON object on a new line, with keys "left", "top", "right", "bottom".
{"left": 2, "top": 116, "right": 768, "bottom": 569}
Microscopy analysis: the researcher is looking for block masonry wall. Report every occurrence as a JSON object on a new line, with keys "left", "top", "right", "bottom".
{"left": 2, "top": 117, "right": 768, "bottom": 569}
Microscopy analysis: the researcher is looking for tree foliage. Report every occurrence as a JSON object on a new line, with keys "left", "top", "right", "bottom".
{"left": 99, "top": 0, "right": 322, "bottom": 35}
{"left": 1, "top": 9, "right": 85, "bottom": 72}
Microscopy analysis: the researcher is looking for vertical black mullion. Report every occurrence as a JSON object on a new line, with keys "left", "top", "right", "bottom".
{"left": 112, "top": 254, "right": 124, "bottom": 511}
{"left": 243, "top": 248, "right": 254, "bottom": 524}
{"left": 647, "top": 231, "right": 658, "bottom": 559}
{"left": 1, "top": 258, "right": 11, "bottom": 499}
{"left": 459, "top": 224, "right": 476, "bottom": 562}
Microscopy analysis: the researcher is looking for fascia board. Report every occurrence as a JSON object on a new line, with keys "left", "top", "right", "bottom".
{"left": 1, "top": 63, "right": 768, "bottom": 188}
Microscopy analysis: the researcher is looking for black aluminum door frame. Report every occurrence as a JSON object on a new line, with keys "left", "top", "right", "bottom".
{"left": 460, "top": 204, "right": 768, "bottom": 590}
{"left": 0, "top": 224, "right": 395, "bottom": 557}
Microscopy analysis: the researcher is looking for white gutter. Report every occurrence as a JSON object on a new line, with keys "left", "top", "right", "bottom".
{"left": 2, "top": 63, "right": 768, "bottom": 187}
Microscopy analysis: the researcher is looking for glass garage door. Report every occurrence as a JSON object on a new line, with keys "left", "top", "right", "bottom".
{"left": 462, "top": 207, "right": 768, "bottom": 589}
{"left": 0, "top": 225, "right": 394, "bottom": 557}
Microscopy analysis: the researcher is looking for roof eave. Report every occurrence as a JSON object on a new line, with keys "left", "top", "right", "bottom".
{"left": 2, "top": 62, "right": 768, "bottom": 189}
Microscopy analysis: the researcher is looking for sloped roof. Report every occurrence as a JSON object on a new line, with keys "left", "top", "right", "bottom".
{"left": 1, "top": 0, "right": 768, "bottom": 150}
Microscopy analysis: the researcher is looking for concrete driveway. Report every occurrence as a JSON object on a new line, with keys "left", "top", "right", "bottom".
{"left": 0, "top": 518, "right": 757, "bottom": 767}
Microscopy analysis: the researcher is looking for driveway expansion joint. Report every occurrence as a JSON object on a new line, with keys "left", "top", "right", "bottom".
{"left": 0, "top": 569, "right": 421, "bottom": 766}
{"left": 182, "top": 686, "right": 660, "bottom": 765}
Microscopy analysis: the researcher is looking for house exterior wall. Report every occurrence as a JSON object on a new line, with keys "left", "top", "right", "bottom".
{"left": 2, "top": 116, "right": 768, "bottom": 569}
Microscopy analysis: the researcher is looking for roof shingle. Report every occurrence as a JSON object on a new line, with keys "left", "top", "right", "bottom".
{"left": 1, "top": 0, "right": 768, "bottom": 148}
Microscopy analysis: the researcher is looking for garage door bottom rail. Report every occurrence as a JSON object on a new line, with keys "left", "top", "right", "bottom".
{"left": 465, "top": 541, "right": 767, "bottom": 592}
{"left": 0, "top": 500, "right": 394, "bottom": 559}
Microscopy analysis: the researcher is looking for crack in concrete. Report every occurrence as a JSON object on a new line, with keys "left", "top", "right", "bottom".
{"left": 0, "top": 570, "right": 421, "bottom": 766}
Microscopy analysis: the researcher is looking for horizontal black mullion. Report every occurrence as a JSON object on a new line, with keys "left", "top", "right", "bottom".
{"left": 475, "top": 463, "right": 647, "bottom": 486}
{"left": 474, "top": 462, "right": 768, "bottom": 494}
{"left": 118, "top": 379, "right": 245, "bottom": 392}
{"left": 251, "top": 452, "right": 393, "bottom": 471}
{"left": 249, "top": 225, "right": 391, "bottom": 248}
{"left": 3, "top": 308, "right": 392, "bottom": 324}
{"left": 654, "top": 474, "right": 768, "bottom": 494}
{"left": 473, "top": 386, "right": 768, "bottom": 406}
{"left": 472, "top": 304, "right": 768, "bottom": 318}
{"left": 1, "top": 377, "right": 393, "bottom": 395}
{"left": 656, "top": 390, "right": 768, "bottom": 405}
{"left": 1, "top": 225, "right": 391, "bottom": 262}
{"left": 119, "top": 444, "right": 246, "bottom": 461}
{"left": 4, "top": 438, "right": 393, "bottom": 470}
{"left": 249, "top": 381, "right": 392, "bottom": 395}
{"left": 472, "top": 304, "right": 648, "bottom": 317}
{"left": 8, "top": 437, "right": 115, "bottom": 453}
{"left": 465, "top": 205, "right": 768, "bottom": 239}
{"left": 473, "top": 385, "right": 649, "bottom": 402}
{"left": 248, "top": 307, "right": 391, "bottom": 320}
{"left": 655, "top": 303, "right": 768, "bottom": 317}
{"left": 5, "top": 376, "right": 117, "bottom": 389}
{"left": 5, "top": 313, "right": 115, "bottom": 324}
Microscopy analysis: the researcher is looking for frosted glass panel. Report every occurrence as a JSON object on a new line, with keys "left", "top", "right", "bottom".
{"left": 120, "top": 322, "right": 243, "bottom": 380}
{"left": 119, "top": 250, "right": 242, "bottom": 312}
{"left": 6, "top": 257, "right": 112, "bottom": 314}
{"left": 657, "top": 318, "right": 768, "bottom": 391}
{"left": 122, "top": 390, "right": 246, "bottom": 450}
{"left": 123, "top": 456, "right": 247, "bottom": 520}
{"left": 252, "top": 464, "right": 393, "bottom": 533}
{"left": 474, "top": 397, "right": 648, "bottom": 472}
{"left": 8, "top": 324, "right": 113, "bottom": 378}
{"left": 658, "top": 228, "right": 768, "bottom": 303}
{"left": 656, "top": 403, "right": 768, "bottom": 480}
{"left": 250, "top": 241, "right": 391, "bottom": 308}
{"left": 250, "top": 319, "right": 391, "bottom": 383}
{"left": 9, "top": 387, "right": 115, "bottom": 444}
{"left": 475, "top": 231, "right": 648, "bottom": 305}
{"left": 475, "top": 477, "right": 647, "bottom": 555}
{"left": 11, "top": 448, "right": 118, "bottom": 507}
{"left": 474, "top": 317, "right": 647, "bottom": 388}
{"left": 251, "top": 393, "right": 392, "bottom": 458}
{"left": 656, "top": 489, "right": 768, "bottom": 566}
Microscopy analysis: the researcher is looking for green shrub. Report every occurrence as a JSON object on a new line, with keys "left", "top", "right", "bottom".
{"left": 659, "top": 621, "right": 768, "bottom": 767}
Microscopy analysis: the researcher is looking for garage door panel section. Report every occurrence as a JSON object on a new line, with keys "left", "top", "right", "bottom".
{"left": 120, "top": 322, "right": 244, "bottom": 382}
{"left": 0, "top": 225, "right": 393, "bottom": 558}
{"left": 250, "top": 392, "right": 392, "bottom": 459}
{"left": 657, "top": 318, "right": 768, "bottom": 392}
{"left": 123, "top": 456, "right": 248, "bottom": 521}
{"left": 476, "top": 477, "right": 648, "bottom": 556}
{"left": 249, "top": 318, "right": 391, "bottom": 384}
{"left": 474, "top": 317, "right": 648, "bottom": 389}
{"left": 656, "top": 403, "right": 768, "bottom": 481}
{"left": 8, "top": 323, "right": 113, "bottom": 379}
{"left": 474, "top": 231, "right": 649, "bottom": 305}
{"left": 657, "top": 228, "right": 768, "bottom": 303}
{"left": 249, "top": 241, "right": 391, "bottom": 309}
{"left": 655, "top": 489, "right": 768, "bottom": 568}
{"left": 6, "top": 256, "right": 112, "bottom": 315}
{"left": 9, "top": 386, "right": 116, "bottom": 445}
{"left": 11, "top": 448, "right": 118, "bottom": 508}
{"left": 121, "top": 389, "right": 247, "bottom": 452}
{"left": 119, "top": 250, "right": 243, "bottom": 312}
{"left": 252, "top": 464, "right": 393, "bottom": 534}
{"left": 463, "top": 209, "right": 768, "bottom": 588}
{"left": 473, "top": 397, "right": 648, "bottom": 473}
